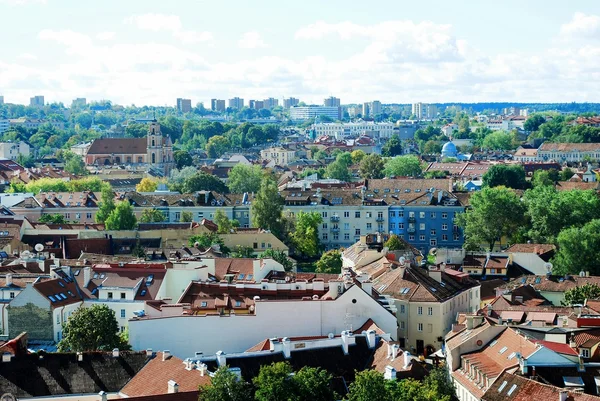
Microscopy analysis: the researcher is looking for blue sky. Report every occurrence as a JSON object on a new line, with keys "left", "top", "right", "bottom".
{"left": 1, "top": 0, "right": 599, "bottom": 106}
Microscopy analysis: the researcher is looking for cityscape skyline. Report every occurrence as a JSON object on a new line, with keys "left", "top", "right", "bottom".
{"left": 0, "top": 0, "right": 599, "bottom": 106}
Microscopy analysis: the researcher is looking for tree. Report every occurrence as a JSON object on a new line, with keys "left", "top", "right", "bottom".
{"left": 57, "top": 304, "right": 130, "bottom": 352}
{"left": 482, "top": 131, "right": 514, "bottom": 151}
{"left": 182, "top": 172, "right": 228, "bottom": 193}
{"left": 39, "top": 213, "right": 67, "bottom": 224}
{"left": 206, "top": 135, "right": 231, "bottom": 158}
{"left": 139, "top": 208, "right": 166, "bottom": 223}
{"left": 173, "top": 150, "right": 193, "bottom": 169}
{"left": 198, "top": 366, "right": 253, "bottom": 401}
{"left": 253, "top": 361, "right": 295, "bottom": 401}
{"left": 180, "top": 211, "right": 193, "bottom": 222}
{"left": 104, "top": 201, "right": 137, "bottom": 230}
{"left": 293, "top": 366, "right": 336, "bottom": 401}
{"left": 384, "top": 155, "right": 422, "bottom": 177}
{"left": 95, "top": 187, "right": 115, "bottom": 223}
{"left": 260, "top": 249, "right": 293, "bottom": 272}
{"left": 346, "top": 369, "right": 391, "bottom": 401}
{"left": 422, "top": 140, "right": 442, "bottom": 154}
{"left": 422, "top": 367, "right": 455, "bottom": 401}
{"left": 562, "top": 283, "right": 600, "bottom": 306}
{"left": 325, "top": 159, "right": 351, "bottom": 181}
{"left": 252, "top": 176, "right": 284, "bottom": 238}
{"left": 16, "top": 153, "right": 35, "bottom": 168}
{"left": 136, "top": 177, "right": 159, "bottom": 192}
{"left": 359, "top": 154, "right": 385, "bottom": 179}
{"left": 560, "top": 167, "right": 575, "bottom": 181}
{"left": 456, "top": 187, "right": 526, "bottom": 251}
{"left": 384, "top": 234, "right": 405, "bottom": 251}
{"left": 227, "top": 164, "right": 263, "bottom": 193}
{"left": 214, "top": 209, "right": 238, "bottom": 233}
{"left": 482, "top": 164, "right": 528, "bottom": 189}
{"left": 532, "top": 169, "right": 559, "bottom": 187}
{"left": 382, "top": 134, "right": 402, "bottom": 157}
{"left": 553, "top": 220, "right": 600, "bottom": 276}
{"left": 351, "top": 149, "right": 366, "bottom": 164}
{"left": 291, "top": 211, "right": 322, "bottom": 257}
{"left": 189, "top": 232, "right": 226, "bottom": 250}
{"left": 315, "top": 250, "right": 342, "bottom": 274}
{"left": 64, "top": 156, "right": 87, "bottom": 176}
{"left": 230, "top": 245, "right": 255, "bottom": 258}
{"left": 524, "top": 114, "right": 546, "bottom": 132}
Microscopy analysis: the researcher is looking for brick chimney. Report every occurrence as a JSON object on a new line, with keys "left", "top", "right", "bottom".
{"left": 167, "top": 380, "right": 179, "bottom": 394}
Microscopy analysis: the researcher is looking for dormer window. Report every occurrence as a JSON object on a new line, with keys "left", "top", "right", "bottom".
{"left": 581, "top": 348, "right": 590, "bottom": 358}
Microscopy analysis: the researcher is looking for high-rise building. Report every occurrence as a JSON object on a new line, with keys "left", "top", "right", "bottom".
{"left": 228, "top": 97, "right": 244, "bottom": 110}
{"left": 30, "top": 95, "right": 44, "bottom": 107}
{"left": 250, "top": 100, "right": 264, "bottom": 110}
{"left": 282, "top": 97, "right": 299, "bottom": 109}
{"left": 211, "top": 99, "right": 226, "bottom": 112}
{"left": 176, "top": 98, "right": 192, "bottom": 113}
{"left": 0, "top": 95, "right": 4, "bottom": 105}
{"left": 263, "top": 98, "right": 278, "bottom": 109}
{"left": 71, "top": 98, "right": 87, "bottom": 108}
{"left": 362, "top": 102, "right": 370, "bottom": 117}
{"left": 323, "top": 96, "right": 341, "bottom": 107}
{"left": 290, "top": 106, "right": 341, "bottom": 121}
{"left": 412, "top": 103, "right": 437, "bottom": 119}
{"left": 370, "top": 101, "right": 382, "bottom": 116}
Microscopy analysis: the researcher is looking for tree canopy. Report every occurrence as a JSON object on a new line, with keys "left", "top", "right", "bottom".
{"left": 180, "top": 172, "right": 228, "bottom": 193}
{"left": 198, "top": 366, "right": 253, "bottom": 401}
{"left": 291, "top": 211, "right": 322, "bottom": 257}
{"left": 315, "top": 250, "right": 342, "bottom": 274}
{"left": 138, "top": 208, "right": 167, "bottom": 223}
{"left": 95, "top": 187, "right": 116, "bottom": 224}
{"left": 384, "top": 155, "right": 422, "bottom": 177}
{"left": 381, "top": 134, "right": 402, "bottom": 157}
{"left": 104, "top": 201, "right": 137, "bottom": 230}
{"left": 552, "top": 219, "right": 600, "bottom": 276}
{"left": 136, "top": 177, "right": 159, "bottom": 192}
{"left": 227, "top": 164, "right": 263, "bottom": 193}
{"left": 359, "top": 154, "right": 385, "bottom": 179}
{"left": 214, "top": 209, "right": 239, "bottom": 233}
{"left": 251, "top": 176, "right": 284, "bottom": 238}
{"left": 482, "top": 164, "right": 528, "bottom": 189}
{"left": 260, "top": 249, "right": 293, "bottom": 272}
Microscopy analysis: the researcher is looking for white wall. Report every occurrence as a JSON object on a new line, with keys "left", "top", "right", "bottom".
{"left": 129, "top": 285, "right": 397, "bottom": 358}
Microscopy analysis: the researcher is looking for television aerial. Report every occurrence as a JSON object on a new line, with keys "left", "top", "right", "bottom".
{"left": 35, "top": 243, "right": 44, "bottom": 252}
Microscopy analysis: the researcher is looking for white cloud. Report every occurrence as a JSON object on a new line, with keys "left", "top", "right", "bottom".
{"left": 560, "top": 12, "right": 600, "bottom": 38}
{"left": 38, "top": 29, "right": 92, "bottom": 54}
{"left": 17, "top": 53, "right": 37, "bottom": 61}
{"left": 125, "top": 13, "right": 212, "bottom": 44}
{"left": 96, "top": 31, "right": 116, "bottom": 41}
{"left": 238, "top": 31, "right": 267, "bottom": 49}
{"left": 0, "top": 0, "right": 46, "bottom": 4}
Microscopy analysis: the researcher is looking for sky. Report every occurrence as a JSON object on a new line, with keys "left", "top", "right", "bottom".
{"left": 1, "top": 0, "right": 600, "bottom": 106}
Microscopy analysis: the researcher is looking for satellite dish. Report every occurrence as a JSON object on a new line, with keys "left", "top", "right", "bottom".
{"left": 35, "top": 243, "right": 44, "bottom": 252}
{"left": 20, "top": 250, "right": 31, "bottom": 258}
{"left": 429, "top": 247, "right": 438, "bottom": 256}
{"left": 544, "top": 262, "right": 553, "bottom": 272}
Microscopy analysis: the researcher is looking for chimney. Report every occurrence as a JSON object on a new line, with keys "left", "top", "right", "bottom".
{"left": 384, "top": 365, "right": 397, "bottom": 380}
{"left": 282, "top": 337, "right": 291, "bottom": 359}
{"left": 466, "top": 316, "right": 474, "bottom": 330}
{"left": 559, "top": 390, "right": 569, "bottom": 401}
{"left": 112, "top": 348, "right": 119, "bottom": 358}
{"left": 167, "top": 380, "right": 179, "bottom": 394}
{"left": 146, "top": 348, "right": 153, "bottom": 357}
{"left": 216, "top": 350, "right": 226, "bottom": 367}
{"left": 341, "top": 331, "right": 352, "bottom": 355}
{"left": 83, "top": 266, "right": 91, "bottom": 287}
{"left": 5, "top": 274, "right": 12, "bottom": 287}
{"left": 77, "top": 352, "right": 83, "bottom": 362}
{"left": 198, "top": 362, "right": 208, "bottom": 376}
{"left": 270, "top": 338, "right": 283, "bottom": 353}
{"left": 403, "top": 351, "right": 412, "bottom": 369}
{"left": 98, "top": 391, "right": 107, "bottom": 401}
{"left": 365, "top": 330, "right": 377, "bottom": 349}
{"left": 390, "top": 344, "right": 400, "bottom": 361}
{"left": 361, "top": 280, "right": 373, "bottom": 295}
{"left": 2, "top": 353, "right": 11, "bottom": 362}
{"left": 162, "top": 350, "right": 171, "bottom": 361}
{"left": 429, "top": 268, "right": 442, "bottom": 283}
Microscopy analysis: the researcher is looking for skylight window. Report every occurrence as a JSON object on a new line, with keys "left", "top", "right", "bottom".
{"left": 247, "top": 275, "right": 253, "bottom": 280}
{"left": 507, "top": 384, "right": 517, "bottom": 396}
{"left": 48, "top": 295, "right": 56, "bottom": 302}
{"left": 489, "top": 340, "right": 498, "bottom": 347}
{"left": 60, "top": 293, "right": 67, "bottom": 300}
{"left": 146, "top": 275, "right": 154, "bottom": 285}
{"left": 100, "top": 273, "right": 106, "bottom": 279}
{"left": 508, "top": 352, "right": 516, "bottom": 360}
{"left": 93, "top": 273, "right": 99, "bottom": 279}
{"left": 499, "top": 346, "right": 508, "bottom": 354}
{"left": 498, "top": 381, "right": 508, "bottom": 392}
{"left": 58, "top": 282, "right": 65, "bottom": 288}
{"left": 201, "top": 301, "right": 207, "bottom": 307}
{"left": 140, "top": 290, "right": 147, "bottom": 296}
{"left": 238, "top": 274, "right": 245, "bottom": 280}
{"left": 535, "top": 277, "right": 541, "bottom": 284}
{"left": 91, "top": 288, "right": 98, "bottom": 295}
{"left": 401, "top": 288, "right": 410, "bottom": 294}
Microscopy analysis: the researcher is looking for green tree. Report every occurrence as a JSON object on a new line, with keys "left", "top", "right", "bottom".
{"left": 206, "top": 135, "right": 231, "bottom": 158}
{"left": 227, "top": 164, "right": 263, "bottom": 193}
{"left": 384, "top": 234, "right": 404, "bottom": 251}
{"left": 180, "top": 210, "right": 193, "bottom": 222}
{"left": 524, "top": 114, "right": 546, "bottom": 132}
{"left": 456, "top": 186, "right": 526, "bottom": 251}
{"left": 214, "top": 209, "right": 239, "bottom": 233}
{"left": 384, "top": 155, "right": 422, "bottom": 177}
{"left": 182, "top": 172, "right": 228, "bottom": 193}
{"left": 422, "top": 140, "right": 442, "bottom": 154}
{"left": 359, "top": 154, "right": 385, "bottom": 179}
{"left": 553, "top": 220, "right": 600, "bottom": 276}
{"left": 173, "top": 150, "right": 193, "bottom": 169}
{"left": 326, "top": 159, "right": 352, "bottom": 181}
{"left": 252, "top": 176, "right": 284, "bottom": 238}
{"left": 532, "top": 169, "right": 559, "bottom": 187}
{"left": 16, "top": 153, "right": 35, "bottom": 168}
{"left": 482, "top": 164, "right": 528, "bottom": 189}
{"left": 562, "top": 283, "right": 600, "bottom": 306}
{"left": 136, "top": 177, "right": 159, "bottom": 192}
{"left": 95, "top": 187, "right": 116, "bottom": 223}
{"left": 315, "top": 250, "right": 342, "bottom": 273}
{"left": 125, "top": 122, "right": 148, "bottom": 138}
{"left": 560, "top": 167, "right": 575, "bottom": 181}
{"left": 351, "top": 149, "right": 366, "bottom": 164}
{"left": 139, "top": 208, "right": 167, "bottom": 223}
{"left": 253, "top": 361, "right": 295, "bottom": 401}
{"left": 104, "top": 201, "right": 137, "bottom": 230}
{"left": 189, "top": 232, "right": 225, "bottom": 250}
{"left": 291, "top": 211, "right": 322, "bottom": 257}
{"left": 422, "top": 367, "right": 455, "bottom": 401}
{"left": 482, "top": 131, "right": 514, "bottom": 151}
{"left": 230, "top": 245, "right": 255, "bottom": 258}
{"left": 382, "top": 134, "right": 402, "bottom": 157}
{"left": 346, "top": 369, "right": 391, "bottom": 401}
{"left": 57, "top": 304, "right": 130, "bottom": 352}
{"left": 39, "top": 213, "right": 67, "bottom": 224}
{"left": 259, "top": 249, "right": 293, "bottom": 272}
{"left": 293, "top": 366, "right": 336, "bottom": 401}
{"left": 198, "top": 366, "right": 253, "bottom": 401}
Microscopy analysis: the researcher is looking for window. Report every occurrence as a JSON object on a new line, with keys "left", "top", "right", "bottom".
{"left": 333, "top": 233, "right": 339, "bottom": 240}
{"left": 344, "top": 223, "right": 350, "bottom": 230}
{"left": 390, "top": 211, "right": 396, "bottom": 217}
{"left": 75, "top": 213, "right": 81, "bottom": 219}
{"left": 430, "top": 229, "right": 436, "bottom": 235}
{"left": 399, "top": 211, "right": 404, "bottom": 217}
{"left": 355, "top": 211, "right": 361, "bottom": 218}
{"left": 201, "top": 301, "right": 208, "bottom": 307}
{"left": 409, "top": 212, "right": 415, "bottom": 218}
{"left": 428, "top": 307, "right": 433, "bottom": 316}
{"left": 366, "top": 212, "right": 372, "bottom": 218}
{"left": 420, "top": 235, "right": 426, "bottom": 241}
{"left": 120, "top": 309, "right": 126, "bottom": 318}
{"left": 399, "top": 223, "right": 404, "bottom": 229}
{"left": 57, "top": 314, "right": 60, "bottom": 324}
{"left": 442, "top": 213, "right": 448, "bottom": 219}
{"left": 322, "top": 211, "right": 328, "bottom": 218}
{"left": 419, "top": 223, "right": 425, "bottom": 230}
{"left": 418, "top": 323, "right": 423, "bottom": 331}
{"left": 322, "top": 223, "right": 328, "bottom": 229}
{"left": 355, "top": 229, "right": 361, "bottom": 235}
{"left": 490, "top": 268, "right": 496, "bottom": 274}
{"left": 64, "top": 213, "right": 70, "bottom": 219}
{"left": 419, "top": 212, "right": 425, "bottom": 218}
{"left": 322, "top": 233, "right": 328, "bottom": 240}
{"left": 344, "top": 233, "right": 350, "bottom": 240}
{"left": 174, "top": 212, "right": 181, "bottom": 221}
{"left": 344, "top": 211, "right": 350, "bottom": 218}
{"left": 378, "top": 212, "right": 384, "bottom": 219}
{"left": 582, "top": 348, "right": 590, "bottom": 358}
{"left": 454, "top": 233, "right": 460, "bottom": 241}
{"left": 442, "top": 234, "right": 448, "bottom": 241}
{"left": 9, "top": 292, "right": 14, "bottom": 299}
{"left": 108, "top": 292, "right": 113, "bottom": 299}
{"left": 235, "top": 300, "right": 242, "bottom": 307}
{"left": 409, "top": 235, "right": 415, "bottom": 241}
{"left": 430, "top": 212, "right": 436, "bottom": 218}
{"left": 400, "top": 305, "right": 405, "bottom": 313}
{"left": 86, "top": 213, "right": 92, "bottom": 219}
{"left": 253, "top": 242, "right": 258, "bottom": 249}
{"left": 418, "top": 307, "right": 423, "bottom": 315}
{"left": 390, "top": 223, "right": 396, "bottom": 230}
{"left": 430, "top": 239, "right": 437, "bottom": 246}
{"left": 442, "top": 224, "right": 448, "bottom": 230}
{"left": 400, "top": 321, "right": 405, "bottom": 329}
{"left": 120, "top": 293, "right": 126, "bottom": 299}
{"left": 366, "top": 223, "right": 372, "bottom": 230}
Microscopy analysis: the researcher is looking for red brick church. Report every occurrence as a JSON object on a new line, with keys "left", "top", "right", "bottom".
{"left": 85, "top": 120, "right": 174, "bottom": 174}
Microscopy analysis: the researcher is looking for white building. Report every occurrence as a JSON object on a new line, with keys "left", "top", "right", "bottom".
{"left": 0, "top": 141, "right": 30, "bottom": 160}
{"left": 537, "top": 142, "right": 600, "bottom": 163}
{"left": 313, "top": 121, "right": 395, "bottom": 139}
{"left": 0, "top": 120, "right": 9, "bottom": 134}
{"left": 486, "top": 116, "right": 526, "bottom": 131}
{"left": 290, "top": 106, "right": 341, "bottom": 121}
{"left": 412, "top": 103, "right": 437, "bottom": 119}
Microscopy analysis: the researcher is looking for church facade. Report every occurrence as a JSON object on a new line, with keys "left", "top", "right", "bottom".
{"left": 85, "top": 120, "right": 174, "bottom": 174}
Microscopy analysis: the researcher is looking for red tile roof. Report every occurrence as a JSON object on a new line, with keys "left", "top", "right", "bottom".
{"left": 532, "top": 340, "right": 578, "bottom": 356}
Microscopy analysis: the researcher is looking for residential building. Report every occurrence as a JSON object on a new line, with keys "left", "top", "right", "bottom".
{"left": 228, "top": 97, "right": 244, "bottom": 109}
{"left": 0, "top": 120, "right": 9, "bottom": 134}
{"left": 71, "top": 98, "right": 86, "bottom": 108}
{"left": 70, "top": 141, "right": 91, "bottom": 156}
{"left": 497, "top": 274, "right": 600, "bottom": 306}
{"left": 0, "top": 95, "right": 3, "bottom": 105}
{"left": 314, "top": 121, "right": 396, "bottom": 139}
{"left": 282, "top": 97, "right": 299, "bottom": 109}
{"left": 249, "top": 100, "right": 263, "bottom": 109}
{"left": 9, "top": 118, "right": 64, "bottom": 130}
{"left": 504, "top": 243, "right": 556, "bottom": 276}
{"left": 0, "top": 274, "right": 39, "bottom": 335}
{"left": 442, "top": 123, "right": 459, "bottom": 137}
{"left": 348, "top": 105, "right": 363, "bottom": 118}
{"left": 369, "top": 100, "right": 382, "bottom": 117}
{"left": 502, "top": 106, "right": 521, "bottom": 116}
{"left": 571, "top": 116, "right": 600, "bottom": 127}
{"left": 263, "top": 97, "right": 278, "bottom": 109}
{"left": 260, "top": 147, "right": 297, "bottom": 166}
{"left": 537, "top": 143, "right": 600, "bottom": 163}
{"left": 211, "top": 98, "right": 226, "bottom": 112}
{"left": 486, "top": 116, "right": 527, "bottom": 131}
{"left": 290, "top": 105, "right": 341, "bottom": 120}
{"left": 0, "top": 141, "right": 30, "bottom": 160}
{"left": 29, "top": 95, "right": 44, "bottom": 107}
{"left": 176, "top": 98, "right": 192, "bottom": 113}
{"left": 324, "top": 96, "right": 341, "bottom": 107}
{"left": 395, "top": 121, "right": 419, "bottom": 140}
{"left": 412, "top": 103, "right": 437, "bottom": 119}
{"left": 513, "top": 146, "right": 538, "bottom": 162}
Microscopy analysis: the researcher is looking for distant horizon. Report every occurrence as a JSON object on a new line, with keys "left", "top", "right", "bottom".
{"left": 1, "top": 0, "right": 599, "bottom": 105}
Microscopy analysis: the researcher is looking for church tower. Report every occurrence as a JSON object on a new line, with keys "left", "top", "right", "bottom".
{"left": 146, "top": 119, "right": 163, "bottom": 165}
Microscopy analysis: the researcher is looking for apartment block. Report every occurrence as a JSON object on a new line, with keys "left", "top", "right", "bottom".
{"left": 324, "top": 96, "right": 341, "bottom": 107}
{"left": 176, "top": 98, "right": 192, "bottom": 113}
{"left": 412, "top": 103, "right": 437, "bottom": 119}
{"left": 228, "top": 97, "right": 244, "bottom": 110}
{"left": 289, "top": 106, "right": 341, "bottom": 120}
{"left": 211, "top": 99, "right": 226, "bottom": 112}
{"left": 282, "top": 97, "right": 299, "bottom": 109}
{"left": 29, "top": 95, "right": 44, "bottom": 107}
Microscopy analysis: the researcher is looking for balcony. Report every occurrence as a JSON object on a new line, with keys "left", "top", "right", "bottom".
{"left": 408, "top": 216, "right": 416, "bottom": 223}
{"left": 330, "top": 216, "right": 340, "bottom": 222}
{"left": 330, "top": 227, "right": 340, "bottom": 233}
{"left": 407, "top": 225, "right": 416, "bottom": 234}
{"left": 376, "top": 217, "right": 385, "bottom": 222}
